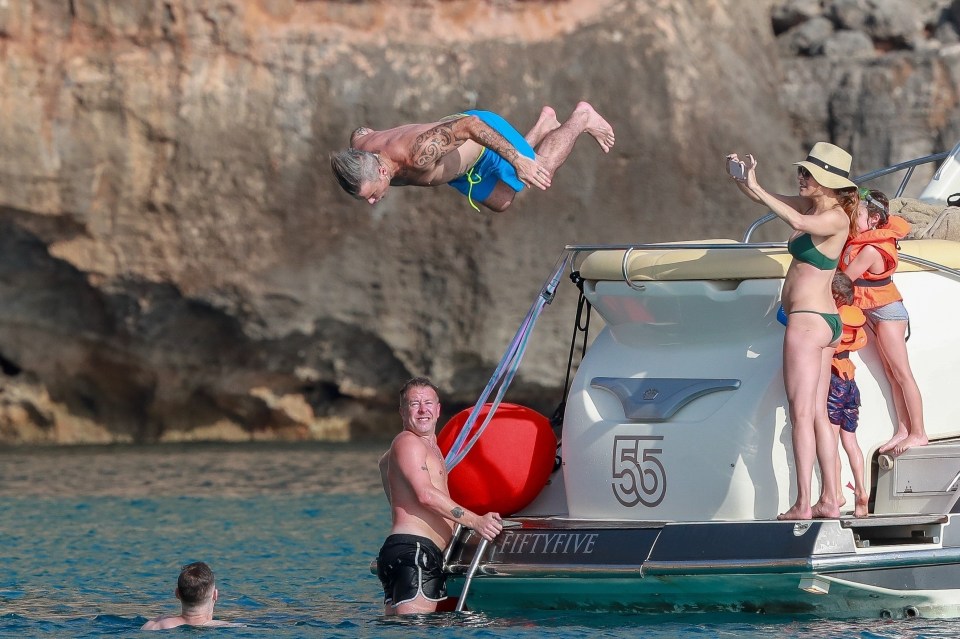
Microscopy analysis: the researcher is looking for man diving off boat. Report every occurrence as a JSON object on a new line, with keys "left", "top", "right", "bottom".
{"left": 376, "top": 377, "right": 503, "bottom": 615}
{"left": 330, "top": 103, "right": 615, "bottom": 212}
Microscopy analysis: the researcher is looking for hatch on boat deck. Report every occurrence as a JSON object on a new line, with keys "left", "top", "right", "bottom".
{"left": 873, "top": 441, "right": 960, "bottom": 516}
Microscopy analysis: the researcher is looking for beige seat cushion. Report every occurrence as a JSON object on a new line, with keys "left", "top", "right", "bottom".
{"left": 577, "top": 239, "right": 960, "bottom": 282}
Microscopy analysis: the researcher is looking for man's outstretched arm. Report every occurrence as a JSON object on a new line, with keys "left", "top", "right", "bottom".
{"left": 411, "top": 116, "right": 550, "bottom": 190}
{"left": 453, "top": 115, "right": 550, "bottom": 189}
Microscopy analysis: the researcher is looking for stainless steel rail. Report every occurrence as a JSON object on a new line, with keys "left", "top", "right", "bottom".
{"left": 565, "top": 242, "right": 787, "bottom": 252}
{"left": 856, "top": 151, "right": 951, "bottom": 197}
{"left": 443, "top": 524, "right": 465, "bottom": 567}
{"left": 455, "top": 537, "right": 490, "bottom": 612}
{"left": 898, "top": 252, "right": 960, "bottom": 279}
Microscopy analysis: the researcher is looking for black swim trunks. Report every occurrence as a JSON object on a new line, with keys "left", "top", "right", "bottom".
{"left": 377, "top": 534, "right": 447, "bottom": 607}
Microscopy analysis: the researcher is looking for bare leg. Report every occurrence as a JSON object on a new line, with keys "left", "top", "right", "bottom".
{"left": 778, "top": 315, "right": 837, "bottom": 520}
{"left": 483, "top": 102, "right": 615, "bottom": 212}
{"left": 877, "top": 353, "right": 909, "bottom": 454}
{"left": 481, "top": 182, "right": 520, "bottom": 212}
{"left": 811, "top": 347, "right": 841, "bottom": 519}
{"left": 524, "top": 106, "right": 561, "bottom": 147}
{"left": 481, "top": 102, "right": 614, "bottom": 212}
{"left": 834, "top": 446, "right": 846, "bottom": 510}
{"left": 478, "top": 108, "right": 559, "bottom": 213}
{"left": 393, "top": 595, "right": 440, "bottom": 615}
{"left": 535, "top": 101, "right": 616, "bottom": 177}
{"left": 873, "top": 319, "right": 927, "bottom": 455}
{"left": 840, "top": 429, "right": 868, "bottom": 517}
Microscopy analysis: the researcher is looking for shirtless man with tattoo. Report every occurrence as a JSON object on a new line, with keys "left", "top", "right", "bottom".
{"left": 331, "top": 102, "right": 615, "bottom": 212}
{"left": 376, "top": 377, "right": 503, "bottom": 615}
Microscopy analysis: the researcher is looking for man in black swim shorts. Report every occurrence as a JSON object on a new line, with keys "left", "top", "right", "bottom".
{"left": 377, "top": 534, "right": 447, "bottom": 610}
{"left": 376, "top": 377, "right": 504, "bottom": 614}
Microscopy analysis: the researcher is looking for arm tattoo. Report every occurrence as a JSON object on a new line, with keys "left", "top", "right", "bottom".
{"left": 475, "top": 128, "right": 520, "bottom": 163}
{"left": 451, "top": 507, "right": 464, "bottom": 519}
{"left": 411, "top": 124, "right": 458, "bottom": 168}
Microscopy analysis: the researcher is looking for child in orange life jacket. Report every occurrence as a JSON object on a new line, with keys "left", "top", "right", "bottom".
{"left": 829, "top": 271, "right": 869, "bottom": 518}
{"left": 841, "top": 189, "right": 927, "bottom": 457}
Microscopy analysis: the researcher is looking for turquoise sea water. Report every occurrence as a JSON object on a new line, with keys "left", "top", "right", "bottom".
{"left": 0, "top": 442, "right": 957, "bottom": 638}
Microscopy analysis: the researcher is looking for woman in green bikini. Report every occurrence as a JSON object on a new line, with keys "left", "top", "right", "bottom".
{"left": 727, "top": 143, "right": 859, "bottom": 520}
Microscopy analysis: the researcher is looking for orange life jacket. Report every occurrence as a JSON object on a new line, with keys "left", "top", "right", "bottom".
{"left": 832, "top": 305, "right": 867, "bottom": 380}
{"left": 841, "top": 215, "right": 910, "bottom": 310}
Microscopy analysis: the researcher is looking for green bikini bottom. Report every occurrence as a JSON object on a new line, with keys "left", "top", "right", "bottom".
{"left": 787, "top": 310, "right": 843, "bottom": 343}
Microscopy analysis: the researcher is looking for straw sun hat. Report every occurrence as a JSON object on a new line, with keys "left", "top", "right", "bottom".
{"left": 793, "top": 142, "right": 857, "bottom": 189}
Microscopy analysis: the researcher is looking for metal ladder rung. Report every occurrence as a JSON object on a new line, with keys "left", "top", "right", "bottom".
{"left": 455, "top": 536, "right": 490, "bottom": 613}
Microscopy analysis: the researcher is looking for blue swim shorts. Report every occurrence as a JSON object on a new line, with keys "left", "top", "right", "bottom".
{"left": 448, "top": 110, "right": 536, "bottom": 208}
{"left": 827, "top": 372, "right": 861, "bottom": 433}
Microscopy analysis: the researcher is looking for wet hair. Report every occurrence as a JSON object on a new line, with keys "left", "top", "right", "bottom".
{"left": 859, "top": 187, "right": 890, "bottom": 228}
{"left": 330, "top": 148, "right": 380, "bottom": 196}
{"left": 832, "top": 271, "right": 854, "bottom": 306}
{"left": 399, "top": 377, "right": 441, "bottom": 407}
{"left": 177, "top": 562, "right": 215, "bottom": 606}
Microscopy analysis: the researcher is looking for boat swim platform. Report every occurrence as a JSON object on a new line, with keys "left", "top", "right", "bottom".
{"left": 577, "top": 238, "right": 960, "bottom": 282}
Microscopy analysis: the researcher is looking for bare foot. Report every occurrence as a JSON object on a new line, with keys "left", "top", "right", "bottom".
{"left": 893, "top": 434, "right": 929, "bottom": 456}
{"left": 878, "top": 429, "right": 908, "bottom": 453}
{"left": 837, "top": 492, "right": 846, "bottom": 510}
{"left": 854, "top": 490, "right": 869, "bottom": 518}
{"left": 525, "top": 106, "right": 561, "bottom": 147}
{"left": 777, "top": 504, "right": 812, "bottom": 521}
{"left": 811, "top": 501, "right": 840, "bottom": 519}
{"left": 575, "top": 101, "right": 616, "bottom": 153}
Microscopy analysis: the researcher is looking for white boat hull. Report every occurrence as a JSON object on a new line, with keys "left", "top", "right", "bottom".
{"left": 557, "top": 242, "right": 960, "bottom": 522}
{"left": 435, "top": 153, "right": 960, "bottom": 617}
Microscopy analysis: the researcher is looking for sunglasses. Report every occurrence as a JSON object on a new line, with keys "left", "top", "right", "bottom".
{"left": 797, "top": 166, "right": 812, "bottom": 179}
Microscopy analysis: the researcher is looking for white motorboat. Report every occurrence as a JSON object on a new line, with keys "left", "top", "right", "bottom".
{"left": 438, "top": 142, "right": 960, "bottom": 619}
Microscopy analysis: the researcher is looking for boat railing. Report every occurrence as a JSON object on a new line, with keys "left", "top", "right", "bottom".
{"left": 565, "top": 242, "right": 787, "bottom": 291}
{"left": 741, "top": 150, "right": 951, "bottom": 243}
{"left": 564, "top": 237, "right": 960, "bottom": 288}
{"left": 898, "top": 252, "right": 960, "bottom": 280}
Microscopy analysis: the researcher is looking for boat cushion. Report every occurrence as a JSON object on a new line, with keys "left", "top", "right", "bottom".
{"left": 578, "top": 239, "right": 960, "bottom": 282}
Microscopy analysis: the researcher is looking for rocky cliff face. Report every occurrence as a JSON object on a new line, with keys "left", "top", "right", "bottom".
{"left": 1, "top": 0, "right": 958, "bottom": 443}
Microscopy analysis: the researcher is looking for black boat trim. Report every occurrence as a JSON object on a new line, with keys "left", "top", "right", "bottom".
{"left": 448, "top": 547, "right": 960, "bottom": 578}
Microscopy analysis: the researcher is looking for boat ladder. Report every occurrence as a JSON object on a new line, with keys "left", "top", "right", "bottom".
{"left": 443, "top": 521, "right": 518, "bottom": 613}
{"left": 455, "top": 537, "right": 491, "bottom": 612}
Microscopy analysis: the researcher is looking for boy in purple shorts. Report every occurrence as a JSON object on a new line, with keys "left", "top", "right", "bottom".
{"left": 830, "top": 272, "right": 869, "bottom": 517}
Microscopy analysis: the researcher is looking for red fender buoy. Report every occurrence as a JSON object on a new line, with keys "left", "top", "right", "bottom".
{"left": 437, "top": 403, "right": 556, "bottom": 516}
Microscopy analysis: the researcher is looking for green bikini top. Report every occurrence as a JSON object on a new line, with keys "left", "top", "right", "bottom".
{"left": 788, "top": 233, "right": 839, "bottom": 270}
